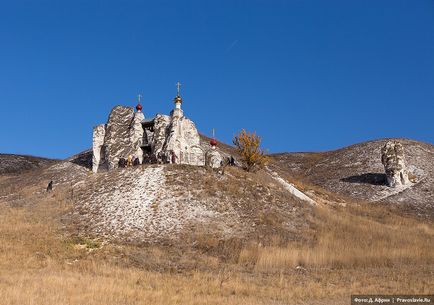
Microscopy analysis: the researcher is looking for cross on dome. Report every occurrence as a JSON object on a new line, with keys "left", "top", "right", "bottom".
{"left": 210, "top": 128, "right": 218, "bottom": 147}
{"left": 136, "top": 94, "right": 143, "bottom": 112}
{"left": 173, "top": 82, "right": 183, "bottom": 109}
{"left": 176, "top": 82, "right": 181, "bottom": 96}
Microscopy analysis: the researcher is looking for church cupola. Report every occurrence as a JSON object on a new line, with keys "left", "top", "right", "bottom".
{"left": 210, "top": 138, "right": 217, "bottom": 148}
{"left": 174, "top": 81, "right": 183, "bottom": 110}
{"left": 174, "top": 95, "right": 182, "bottom": 109}
{"left": 210, "top": 129, "right": 217, "bottom": 149}
{"left": 136, "top": 94, "right": 143, "bottom": 112}
{"left": 171, "top": 81, "right": 184, "bottom": 119}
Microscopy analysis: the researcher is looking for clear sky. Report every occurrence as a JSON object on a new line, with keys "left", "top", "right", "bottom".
{"left": 0, "top": 0, "right": 433, "bottom": 159}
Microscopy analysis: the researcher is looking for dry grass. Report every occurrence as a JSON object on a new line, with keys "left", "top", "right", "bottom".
{"left": 239, "top": 206, "right": 434, "bottom": 271}
{"left": 0, "top": 190, "right": 433, "bottom": 305}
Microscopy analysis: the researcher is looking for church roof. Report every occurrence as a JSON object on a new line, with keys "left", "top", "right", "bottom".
{"left": 142, "top": 118, "right": 155, "bottom": 128}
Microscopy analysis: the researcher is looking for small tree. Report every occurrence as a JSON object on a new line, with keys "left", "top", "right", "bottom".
{"left": 233, "top": 129, "right": 268, "bottom": 171}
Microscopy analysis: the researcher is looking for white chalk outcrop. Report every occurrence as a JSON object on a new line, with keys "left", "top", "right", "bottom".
{"left": 152, "top": 114, "right": 171, "bottom": 159}
{"left": 163, "top": 115, "right": 204, "bottom": 166}
{"left": 205, "top": 147, "right": 223, "bottom": 169}
{"left": 92, "top": 93, "right": 204, "bottom": 172}
{"left": 381, "top": 140, "right": 411, "bottom": 187}
{"left": 130, "top": 111, "right": 145, "bottom": 164}
{"left": 268, "top": 170, "right": 316, "bottom": 205}
{"left": 92, "top": 106, "right": 138, "bottom": 171}
{"left": 92, "top": 124, "right": 106, "bottom": 173}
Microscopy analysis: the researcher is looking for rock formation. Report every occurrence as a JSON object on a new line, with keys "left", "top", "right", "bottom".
{"left": 381, "top": 140, "right": 410, "bottom": 187}
{"left": 163, "top": 114, "right": 204, "bottom": 166}
{"left": 129, "top": 110, "right": 145, "bottom": 164}
{"left": 92, "top": 124, "right": 106, "bottom": 173}
{"left": 93, "top": 106, "right": 143, "bottom": 172}
{"left": 92, "top": 90, "right": 205, "bottom": 172}
{"left": 205, "top": 149, "right": 222, "bottom": 169}
{"left": 152, "top": 114, "right": 171, "bottom": 158}
{"left": 205, "top": 139, "right": 223, "bottom": 169}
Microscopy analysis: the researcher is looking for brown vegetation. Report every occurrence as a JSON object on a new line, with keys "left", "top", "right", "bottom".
{"left": 240, "top": 206, "right": 434, "bottom": 270}
{"left": 233, "top": 129, "right": 268, "bottom": 171}
{"left": 0, "top": 188, "right": 433, "bottom": 305}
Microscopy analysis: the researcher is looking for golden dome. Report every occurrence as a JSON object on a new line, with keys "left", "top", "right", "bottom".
{"left": 174, "top": 95, "right": 183, "bottom": 104}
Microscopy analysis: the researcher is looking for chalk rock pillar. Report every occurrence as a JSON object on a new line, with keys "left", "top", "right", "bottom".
{"left": 153, "top": 114, "right": 171, "bottom": 161}
{"left": 92, "top": 124, "right": 106, "bottom": 173}
{"left": 205, "top": 146, "right": 222, "bottom": 169}
{"left": 164, "top": 115, "right": 204, "bottom": 166}
{"left": 381, "top": 141, "right": 410, "bottom": 187}
{"left": 104, "top": 106, "right": 136, "bottom": 170}
{"left": 130, "top": 111, "right": 145, "bottom": 164}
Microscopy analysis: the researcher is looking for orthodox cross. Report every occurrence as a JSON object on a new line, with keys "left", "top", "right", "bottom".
{"left": 137, "top": 94, "right": 142, "bottom": 103}
{"left": 176, "top": 82, "right": 181, "bottom": 96}
{"left": 212, "top": 128, "right": 215, "bottom": 139}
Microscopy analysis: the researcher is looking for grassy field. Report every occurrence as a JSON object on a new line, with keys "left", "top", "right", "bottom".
{"left": 0, "top": 191, "right": 433, "bottom": 305}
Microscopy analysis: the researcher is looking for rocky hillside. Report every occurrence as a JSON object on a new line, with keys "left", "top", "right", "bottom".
{"left": 272, "top": 138, "right": 434, "bottom": 218}
{"left": 0, "top": 143, "right": 315, "bottom": 244}
{"left": 0, "top": 138, "right": 432, "bottom": 245}
{"left": 69, "top": 165, "right": 313, "bottom": 244}
{"left": 0, "top": 154, "right": 56, "bottom": 175}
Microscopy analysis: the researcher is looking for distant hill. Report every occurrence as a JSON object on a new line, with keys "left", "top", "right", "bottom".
{"left": 272, "top": 138, "right": 434, "bottom": 218}
{"left": 0, "top": 154, "right": 57, "bottom": 175}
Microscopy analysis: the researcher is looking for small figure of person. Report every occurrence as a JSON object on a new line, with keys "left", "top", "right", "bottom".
{"left": 143, "top": 152, "right": 149, "bottom": 164}
{"left": 118, "top": 158, "right": 126, "bottom": 168}
{"left": 127, "top": 155, "right": 133, "bottom": 167}
{"left": 165, "top": 152, "right": 170, "bottom": 164}
{"left": 46, "top": 180, "right": 53, "bottom": 192}
{"left": 171, "top": 150, "right": 177, "bottom": 164}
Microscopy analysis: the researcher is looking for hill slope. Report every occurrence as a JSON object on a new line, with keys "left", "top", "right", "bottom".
{"left": 0, "top": 144, "right": 314, "bottom": 244}
{"left": 1, "top": 138, "right": 433, "bottom": 305}
{"left": 0, "top": 154, "right": 56, "bottom": 175}
{"left": 272, "top": 138, "right": 434, "bottom": 217}
{"left": 0, "top": 137, "right": 432, "bottom": 245}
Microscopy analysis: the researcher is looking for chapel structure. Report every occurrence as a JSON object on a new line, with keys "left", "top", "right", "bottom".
{"left": 92, "top": 83, "right": 221, "bottom": 173}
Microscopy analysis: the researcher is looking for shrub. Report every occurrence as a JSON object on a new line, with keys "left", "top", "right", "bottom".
{"left": 233, "top": 129, "right": 268, "bottom": 172}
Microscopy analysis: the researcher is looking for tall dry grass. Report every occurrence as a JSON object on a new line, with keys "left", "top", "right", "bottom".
{"left": 239, "top": 206, "right": 434, "bottom": 271}
{"left": 0, "top": 189, "right": 433, "bottom": 305}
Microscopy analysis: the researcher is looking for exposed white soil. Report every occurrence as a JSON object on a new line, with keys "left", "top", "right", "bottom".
{"left": 268, "top": 169, "right": 316, "bottom": 205}
{"left": 71, "top": 165, "right": 242, "bottom": 242}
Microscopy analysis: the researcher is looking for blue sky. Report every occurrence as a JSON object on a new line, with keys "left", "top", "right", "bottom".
{"left": 0, "top": 0, "right": 433, "bottom": 159}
